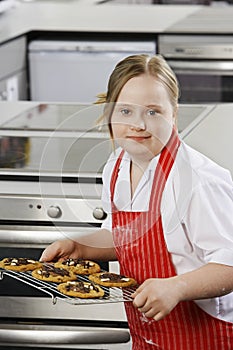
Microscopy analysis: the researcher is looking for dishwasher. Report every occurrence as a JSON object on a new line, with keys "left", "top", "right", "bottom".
{"left": 28, "top": 40, "right": 156, "bottom": 103}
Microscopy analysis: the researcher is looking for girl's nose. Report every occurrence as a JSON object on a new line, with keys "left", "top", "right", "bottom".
{"left": 130, "top": 116, "right": 146, "bottom": 131}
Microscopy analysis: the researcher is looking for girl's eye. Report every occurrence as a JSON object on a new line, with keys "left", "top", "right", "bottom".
{"left": 120, "top": 109, "right": 131, "bottom": 116}
{"left": 147, "top": 109, "right": 157, "bottom": 117}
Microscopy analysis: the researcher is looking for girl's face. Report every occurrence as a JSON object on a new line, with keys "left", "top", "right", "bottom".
{"left": 111, "top": 74, "right": 177, "bottom": 162}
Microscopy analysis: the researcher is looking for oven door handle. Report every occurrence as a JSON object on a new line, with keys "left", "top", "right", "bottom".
{"left": 0, "top": 326, "right": 130, "bottom": 344}
{"left": 167, "top": 60, "right": 233, "bottom": 73}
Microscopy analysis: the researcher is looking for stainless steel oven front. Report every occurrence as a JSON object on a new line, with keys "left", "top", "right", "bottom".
{"left": 158, "top": 35, "right": 233, "bottom": 103}
{"left": 0, "top": 190, "right": 131, "bottom": 349}
{"left": 0, "top": 102, "right": 131, "bottom": 349}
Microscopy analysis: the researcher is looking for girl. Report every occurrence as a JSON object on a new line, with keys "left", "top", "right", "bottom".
{"left": 41, "top": 54, "right": 233, "bottom": 349}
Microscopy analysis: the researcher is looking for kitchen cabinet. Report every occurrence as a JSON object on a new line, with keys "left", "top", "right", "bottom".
{"left": 0, "top": 36, "right": 28, "bottom": 101}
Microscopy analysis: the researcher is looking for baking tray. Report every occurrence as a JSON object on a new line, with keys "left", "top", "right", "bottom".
{"left": 0, "top": 268, "right": 135, "bottom": 305}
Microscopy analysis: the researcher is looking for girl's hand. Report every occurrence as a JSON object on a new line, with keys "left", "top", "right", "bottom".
{"left": 131, "top": 277, "right": 184, "bottom": 321}
{"left": 39, "top": 229, "right": 116, "bottom": 263}
{"left": 131, "top": 264, "right": 233, "bottom": 321}
{"left": 40, "top": 239, "right": 79, "bottom": 262}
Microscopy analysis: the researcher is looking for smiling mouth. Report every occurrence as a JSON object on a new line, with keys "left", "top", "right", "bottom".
{"left": 127, "top": 136, "right": 151, "bottom": 142}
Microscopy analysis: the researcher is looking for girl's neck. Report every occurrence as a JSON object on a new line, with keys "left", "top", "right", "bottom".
{"left": 130, "top": 158, "right": 151, "bottom": 198}
{"left": 130, "top": 154, "right": 152, "bottom": 172}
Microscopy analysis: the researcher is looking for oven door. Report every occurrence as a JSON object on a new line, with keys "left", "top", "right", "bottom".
{"left": 167, "top": 60, "right": 233, "bottom": 103}
{"left": 0, "top": 237, "right": 130, "bottom": 349}
{"left": 0, "top": 323, "right": 131, "bottom": 349}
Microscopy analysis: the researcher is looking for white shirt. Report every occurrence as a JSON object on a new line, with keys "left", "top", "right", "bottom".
{"left": 101, "top": 142, "right": 233, "bottom": 322}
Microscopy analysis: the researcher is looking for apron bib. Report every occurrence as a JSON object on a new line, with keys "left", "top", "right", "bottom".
{"left": 110, "top": 129, "right": 233, "bottom": 350}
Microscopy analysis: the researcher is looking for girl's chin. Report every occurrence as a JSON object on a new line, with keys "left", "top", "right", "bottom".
{"left": 120, "top": 141, "right": 163, "bottom": 159}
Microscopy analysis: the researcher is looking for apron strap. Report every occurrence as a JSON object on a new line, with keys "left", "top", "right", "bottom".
{"left": 110, "top": 149, "right": 125, "bottom": 203}
{"left": 149, "top": 128, "right": 180, "bottom": 212}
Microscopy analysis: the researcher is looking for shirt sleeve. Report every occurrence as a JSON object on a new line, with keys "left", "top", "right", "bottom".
{"left": 184, "top": 179, "right": 233, "bottom": 267}
{"left": 101, "top": 214, "right": 112, "bottom": 231}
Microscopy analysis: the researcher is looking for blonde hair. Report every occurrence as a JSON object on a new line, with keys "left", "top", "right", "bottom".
{"left": 95, "top": 54, "right": 180, "bottom": 139}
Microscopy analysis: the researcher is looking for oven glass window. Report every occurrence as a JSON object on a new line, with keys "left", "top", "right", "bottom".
{"left": 0, "top": 247, "right": 45, "bottom": 296}
{"left": 0, "top": 247, "right": 108, "bottom": 296}
{"left": 176, "top": 73, "right": 233, "bottom": 103}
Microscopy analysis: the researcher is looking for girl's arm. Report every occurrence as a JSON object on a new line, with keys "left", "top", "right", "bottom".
{"left": 40, "top": 228, "right": 116, "bottom": 262}
{"left": 132, "top": 263, "right": 233, "bottom": 321}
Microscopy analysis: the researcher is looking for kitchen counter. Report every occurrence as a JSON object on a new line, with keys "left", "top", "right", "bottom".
{"left": 0, "top": 1, "right": 232, "bottom": 47}
{"left": 166, "top": 5, "right": 233, "bottom": 33}
{"left": 0, "top": 1, "right": 205, "bottom": 44}
{"left": 0, "top": 100, "right": 37, "bottom": 123}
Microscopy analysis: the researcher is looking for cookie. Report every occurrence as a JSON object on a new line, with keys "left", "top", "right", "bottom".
{"left": 54, "top": 258, "right": 101, "bottom": 275}
{"left": 57, "top": 280, "right": 104, "bottom": 299}
{"left": 88, "top": 272, "right": 137, "bottom": 288}
{"left": 0, "top": 257, "right": 42, "bottom": 272}
{"left": 31, "top": 264, "right": 77, "bottom": 283}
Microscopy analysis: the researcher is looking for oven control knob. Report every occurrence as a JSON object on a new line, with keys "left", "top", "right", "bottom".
{"left": 93, "top": 207, "right": 107, "bottom": 220}
{"left": 47, "top": 206, "right": 62, "bottom": 219}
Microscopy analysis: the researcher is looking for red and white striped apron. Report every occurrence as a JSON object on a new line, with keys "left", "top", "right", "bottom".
{"left": 110, "top": 129, "right": 233, "bottom": 349}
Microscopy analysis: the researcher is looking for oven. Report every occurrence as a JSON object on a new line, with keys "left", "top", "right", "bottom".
{"left": 158, "top": 35, "right": 233, "bottom": 103}
{"left": 0, "top": 103, "right": 131, "bottom": 349}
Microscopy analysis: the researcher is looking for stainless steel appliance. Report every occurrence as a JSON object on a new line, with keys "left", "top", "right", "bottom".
{"left": 0, "top": 102, "right": 214, "bottom": 348}
{"left": 0, "top": 103, "right": 131, "bottom": 349}
{"left": 28, "top": 40, "right": 156, "bottom": 103}
{"left": 158, "top": 35, "right": 233, "bottom": 103}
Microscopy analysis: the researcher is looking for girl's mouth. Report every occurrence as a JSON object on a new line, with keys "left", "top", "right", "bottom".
{"left": 126, "top": 136, "right": 150, "bottom": 142}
